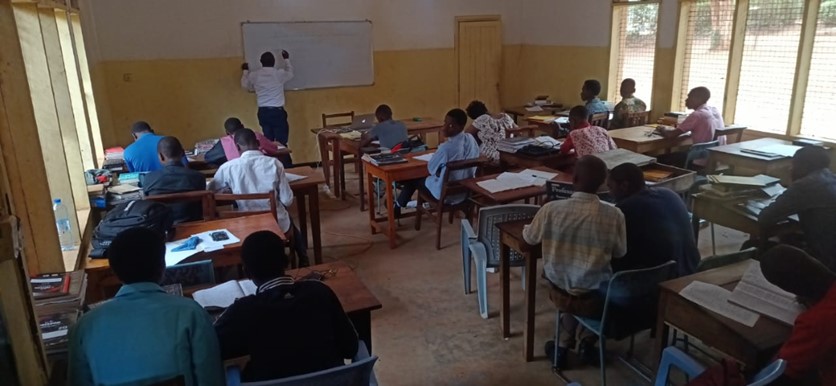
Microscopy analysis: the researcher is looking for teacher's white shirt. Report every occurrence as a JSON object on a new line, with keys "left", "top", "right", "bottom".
{"left": 241, "top": 59, "right": 294, "bottom": 108}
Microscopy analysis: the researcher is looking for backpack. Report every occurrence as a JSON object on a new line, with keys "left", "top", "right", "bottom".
{"left": 90, "top": 200, "right": 174, "bottom": 258}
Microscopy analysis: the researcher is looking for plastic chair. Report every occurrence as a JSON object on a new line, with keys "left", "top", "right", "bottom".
{"left": 554, "top": 261, "right": 677, "bottom": 386}
{"left": 226, "top": 341, "right": 378, "bottom": 386}
{"left": 654, "top": 347, "right": 786, "bottom": 386}
{"left": 460, "top": 204, "right": 540, "bottom": 319}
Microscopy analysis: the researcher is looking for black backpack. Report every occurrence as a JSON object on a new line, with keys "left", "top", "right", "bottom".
{"left": 90, "top": 200, "right": 174, "bottom": 258}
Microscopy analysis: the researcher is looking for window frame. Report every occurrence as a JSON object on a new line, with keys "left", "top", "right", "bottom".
{"left": 609, "top": 0, "right": 662, "bottom": 107}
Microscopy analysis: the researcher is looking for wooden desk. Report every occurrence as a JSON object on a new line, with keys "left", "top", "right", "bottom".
{"left": 288, "top": 261, "right": 383, "bottom": 352}
{"left": 504, "top": 105, "right": 563, "bottom": 123}
{"left": 287, "top": 166, "right": 326, "bottom": 264}
{"left": 460, "top": 166, "right": 570, "bottom": 207}
{"left": 364, "top": 155, "right": 430, "bottom": 249}
{"left": 85, "top": 213, "right": 283, "bottom": 303}
{"left": 313, "top": 118, "right": 444, "bottom": 200}
{"left": 610, "top": 124, "right": 749, "bottom": 155}
{"left": 496, "top": 219, "right": 542, "bottom": 362}
{"left": 690, "top": 193, "right": 799, "bottom": 247}
{"left": 499, "top": 150, "right": 575, "bottom": 170}
{"left": 706, "top": 138, "right": 796, "bottom": 182}
{"left": 655, "top": 261, "right": 792, "bottom": 370}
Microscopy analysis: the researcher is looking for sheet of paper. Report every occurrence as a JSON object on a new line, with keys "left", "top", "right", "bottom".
{"left": 679, "top": 281, "right": 760, "bottom": 327}
{"left": 525, "top": 106, "right": 543, "bottom": 112}
{"left": 285, "top": 173, "right": 307, "bottom": 183}
{"left": 239, "top": 280, "right": 257, "bottom": 296}
{"left": 520, "top": 168, "right": 558, "bottom": 181}
{"left": 555, "top": 117, "right": 569, "bottom": 125}
{"left": 595, "top": 149, "right": 656, "bottom": 170}
{"left": 412, "top": 153, "right": 435, "bottom": 162}
{"left": 728, "top": 261, "right": 803, "bottom": 326}
{"left": 192, "top": 280, "right": 248, "bottom": 308}
{"left": 754, "top": 144, "right": 802, "bottom": 158}
{"left": 164, "top": 238, "right": 203, "bottom": 267}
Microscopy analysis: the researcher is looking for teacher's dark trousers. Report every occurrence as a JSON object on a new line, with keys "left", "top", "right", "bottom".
{"left": 257, "top": 106, "right": 292, "bottom": 167}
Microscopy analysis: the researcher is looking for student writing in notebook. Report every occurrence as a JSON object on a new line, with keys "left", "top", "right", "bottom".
{"left": 215, "top": 231, "right": 359, "bottom": 382}
{"left": 69, "top": 228, "right": 224, "bottom": 386}
{"left": 204, "top": 117, "right": 283, "bottom": 166}
{"left": 360, "top": 104, "right": 408, "bottom": 149}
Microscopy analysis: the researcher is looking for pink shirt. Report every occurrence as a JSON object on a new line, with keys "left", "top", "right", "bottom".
{"left": 220, "top": 133, "right": 281, "bottom": 161}
{"left": 679, "top": 104, "right": 724, "bottom": 144}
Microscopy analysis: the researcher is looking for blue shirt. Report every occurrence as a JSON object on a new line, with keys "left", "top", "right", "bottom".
{"left": 369, "top": 120, "right": 409, "bottom": 149}
{"left": 69, "top": 283, "right": 225, "bottom": 386}
{"left": 124, "top": 133, "right": 164, "bottom": 172}
{"left": 425, "top": 132, "right": 480, "bottom": 200}
{"left": 585, "top": 97, "right": 609, "bottom": 115}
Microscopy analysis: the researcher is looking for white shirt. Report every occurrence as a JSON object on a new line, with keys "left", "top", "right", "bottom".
{"left": 241, "top": 60, "right": 294, "bottom": 107}
{"left": 208, "top": 150, "right": 294, "bottom": 232}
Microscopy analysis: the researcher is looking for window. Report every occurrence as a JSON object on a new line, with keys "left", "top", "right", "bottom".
{"left": 677, "top": 0, "right": 736, "bottom": 113}
{"left": 800, "top": 3, "right": 836, "bottom": 140}
{"left": 609, "top": 0, "right": 659, "bottom": 106}
{"left": 734, "top": 0, "right": 804, "bottom": 134}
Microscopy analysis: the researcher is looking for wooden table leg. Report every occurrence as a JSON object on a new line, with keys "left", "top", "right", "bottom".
{"left": 384, "top": 175, "right": 397, "bottom": 249}
{"left": 523, "top": 253, "right": 537, "bottom": 361}
{"left": 318, "top": 134, "right": 332, "bottom": 190}
{"left": 500, "top": 243, "right": 511, "bottom": 339}
{"left": 331, "top": 138, "right": 342, "bottom": 200}
{"left": 296, "top": 191, "right": 308, "bottom": 258}
{"left": 349, "top": 311, "right": 373, "bottom": 354}
{"left": 309, "top": 187, "right": 322, "bottom": 265}
{"left": 359, "top": 156, "right": 366, "bottom": 212}
{"left": 367, "top": 169, "right": 377, "bottom": 235}
{"left": 655, "top": 290, "right": 672, "bottom": 368}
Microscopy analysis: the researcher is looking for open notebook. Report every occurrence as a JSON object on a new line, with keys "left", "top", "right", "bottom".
{"left": 192, "top": 280, "right": 258, "bottom": 309}
{"left": 728, "top": 261, "right": 804, "bottom": 326}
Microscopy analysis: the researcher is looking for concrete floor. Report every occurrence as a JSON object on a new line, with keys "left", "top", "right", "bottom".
{"left": 310, "top": 171, "right": 749, "bottom": 386}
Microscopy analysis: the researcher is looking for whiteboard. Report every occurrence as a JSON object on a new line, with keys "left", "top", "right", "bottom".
{"left": 241, "top": 21, "right": 374, "bottom": 90}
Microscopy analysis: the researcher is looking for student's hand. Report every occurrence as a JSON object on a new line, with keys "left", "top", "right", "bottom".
{"left": 282, "top": 50, "right": 290, "bottom": 59}
{"left": 241, "top": 63, "right": 249, "bottom": 71}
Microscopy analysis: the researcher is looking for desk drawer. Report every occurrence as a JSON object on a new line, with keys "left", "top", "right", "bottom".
{"left": 644, "top": 164, "right": 696, "bottom": 194}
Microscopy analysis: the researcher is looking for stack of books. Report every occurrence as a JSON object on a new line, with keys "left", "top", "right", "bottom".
{"left": 31, "top": 270, "right": 87, "bottom": 355}
{"left": 361, "top": 153, "right": 407, "bottom": 166}
{"left": 700, "top": 174, "right": 781, "bottom": 199}
{"left": 497, "top": 137, "right": 536, "bottom": 153}
{"left": 103, "top": 147, "right": 125, "bottom": 172}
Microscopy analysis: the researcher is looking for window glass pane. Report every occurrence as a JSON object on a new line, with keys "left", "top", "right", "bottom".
{"left": 679, "top": 0, "right": 735, "bottom": 113}
{"left": 611, "top": 3, "right": 659, "bottom": 107}
{"left": 734, "top": 0, "right": 804, "bottom": 134}
{"left": 801, "top": 3, "right": 836, "bottom": 140}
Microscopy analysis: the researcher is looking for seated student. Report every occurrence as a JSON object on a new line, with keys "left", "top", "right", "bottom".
{"left": 607, "top": 163, "right": 700, "bottom": 276}
{"left": 759, "top": 146, "right": 836, "bottom": 271}
{"left": 464, "top": 100, "right": 517, "bottom": 165}
{"left": 580, "top": 79, "right": 609, "bottom": 116}
{"left": 207, "top": 128, "right": 308, "bottom": 266}
{"left": 123, "top": 121, "right": 165, "bottom": 172}
{"left": 657, "top": 86, "right": 724, "bottom": 144}
{"left": 360, "top": 104, "right": 409, "bottom": 150}
{"left": 760, "top": 245, "right": 836, "bottom": 386}
{"left": 559, "top": 105, "right": 617, "bottom": 157}
{"left": 69, "top": 228, "right": 223, "bottom": 386}
{"left": 205, "top": 117, "right": 282, "bottom": 166}
{"left": 141, "top": 136, "right": 207, "bottom": 224}
{"left": 523, "top": 155, "right": 626, "bottom": 368}
{"left": 395, "top": 108, "right": 480, "bottom": 211}
{"left": 609, "top": 78, "right": 648, "bottom": 130}
{"left": 215, "top": 231, "right": 359, "bottom": 382}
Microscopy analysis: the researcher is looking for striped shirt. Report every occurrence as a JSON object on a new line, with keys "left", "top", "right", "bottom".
{"left": 523, "top": 192, "right": 627, "bottom": 295}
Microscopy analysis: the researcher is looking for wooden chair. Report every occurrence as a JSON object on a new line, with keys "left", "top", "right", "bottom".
{"left": 415, "top": 157, "right": 485, "bottom": 250}
{"left": 321, "top": 111, "right": 357, "bottom": 199}
{"left": 213, "top": 192, "right": 278, "bottom": 220}
{"left": 144, "top": 190, "right": 216, "bottom": 222}
{"left": 589, "top": 112, "right": 610, "bottom": 129}
{"left": 624, "top": 111, "right": 650, "bottom": 127}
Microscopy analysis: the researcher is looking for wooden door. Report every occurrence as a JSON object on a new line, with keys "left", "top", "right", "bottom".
{"left": 457, "top": 17, "right": 502, "bottom": 111}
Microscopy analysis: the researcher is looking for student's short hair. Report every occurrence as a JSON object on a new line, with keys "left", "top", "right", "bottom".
{"left": 131, "top": 121, "right": 153, "bottom": 134}
{"left": 794, "top": 146, "right": 831, "bottom": 171}
{"left": 609, "top": 163, "right": 646, "bottom": 192}
{"left": 568, "top": 105, "right": 589, "bottom": 120}
{"left": 157, "top": 136, "right": 185, "bottom": 159}
{"left": 446, "top": 108, "right": 468, "bottom": 127}
{"left": 224, "top": 117, "right": 245, "bottom": 134}
{"left": 575, "top": 155, "right": 608, "bottom": 192}
{"left": 108, "top": 227, "right": 166, "bottom": 284}
{"left": 260, "top": 52, "right": 275, "bottom": 67}
{"left": 583, "top": 79, "right": 602, "bottom": 96}
{"left": 621, "top": 78, "right": 636, "bottom": 88}
{"left": 242, "top": 231, "right": 288, "bottom": 282}
{"left": 234, "top": 128, "right": 258, "bottom": 148}
{"left": 689, "top": 87, "right": 711, "bottom": 101}
{"left": 375, "top": 104, "right": 393, "bottom": 119}
{"left": 465, "top": 100, "right": 488, "bottom": 120}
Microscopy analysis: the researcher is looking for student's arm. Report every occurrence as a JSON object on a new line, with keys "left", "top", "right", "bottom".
{"left": 213, "top": 304, "right": 249, "bottom": 360}
{"left": 258, "top": 134, "right": 281, "bottom": 153}
{"left": 359, "top": 129, "right": 377, "bottom": 148}
{"left": 68, "top": 326, "right": 94, "bottom": 386}
{"left": 464, "top": 124, "right": 481, "bottom": 145}
{"left": 322, "top": 284, "right": 359, "bottom": 359}
{"left": 612, "top": 211, "right": 627, "bottom": 259}
{"left": 276, "top": 165, "right": 294, "bottom": 207}
{"left": 662, "top": 113, "right": 699, "bottom": 138}
{"left": 427, "top": 144, "right": 449, "bottom": 177}
{"left": 559, "top": 134, "right": 575, "bottom": 155}
{"left": 203, "top": 141, "right": 227, "bottom": 166}
{"left": 189, "top": 307, "right": 226, "bottom": 386}
{"left": 777, "top": 314, "right": 825, "bottom": 383}
{"left": 240, "top": 69, "right": 255, "bottom": 92}
{"left": 124, "top": 156, "right": 136, "bottom": 172}
{"left": 759, "top": 186, "right": 802, "bottom": 228}
{"left": 523, "top": 206, "right": 547, "bottom": 245}
{"left": 278, "top": 59, "right": 294, "bottom": 83}
{"left": 206, "top": 166, "right": 228, "bottom": 192}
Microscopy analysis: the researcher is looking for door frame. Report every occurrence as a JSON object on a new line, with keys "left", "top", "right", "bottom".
{"left": 455, "top": 15, "right": 503, "bottom": 107}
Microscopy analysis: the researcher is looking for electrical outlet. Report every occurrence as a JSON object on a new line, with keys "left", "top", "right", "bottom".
{"left": 123, "top": 73, "right": 133, "bottom": 82}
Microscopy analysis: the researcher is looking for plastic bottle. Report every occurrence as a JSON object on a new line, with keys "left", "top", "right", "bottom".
{"left": 53, "top": 198, "right": 75, "bottom": 251}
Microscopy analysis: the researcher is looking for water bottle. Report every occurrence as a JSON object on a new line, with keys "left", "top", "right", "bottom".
{"left": 53, "top": 199, "right": 75, "bottom": 251}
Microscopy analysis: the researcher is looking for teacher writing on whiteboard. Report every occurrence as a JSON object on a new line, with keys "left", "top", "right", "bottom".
{"left": 240, "top": 50, "right": 293, "bottom": 150}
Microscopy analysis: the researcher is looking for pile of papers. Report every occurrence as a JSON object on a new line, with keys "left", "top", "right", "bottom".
{"left": 595, "top": 149, "right": 656, "bottom": 170}
{"left": 103, "top": 147, "right": 125, "bottom": 172}
{"left": 527, "top": 115, "right": 559, "bottom": 123}
{"left": 498, "top": 137, "right": 536, "bottom": 153}
{"left": 700, "top": 174, "right": 782, "bottom": 199}
{"left": 740, "top": 144, "right": 802, "bottom": 159}
{"left": 476, "top": 169, "right": 558, "bottom": 194}
{"left": 30, "top": 270, "right": 87, "bottom": 355}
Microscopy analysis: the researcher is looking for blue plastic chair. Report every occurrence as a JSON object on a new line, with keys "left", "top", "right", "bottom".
{"left": 226, "top": 342, "right": 378, "bottom": 386}
{"left": 554, "top": 261, "right": 677, "bottom": 386}
{"left": 654, "top": 347, "right": 786, "bottom": 386}
{"left": 460, "top": 204, "right": 540, "bottom": 319}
